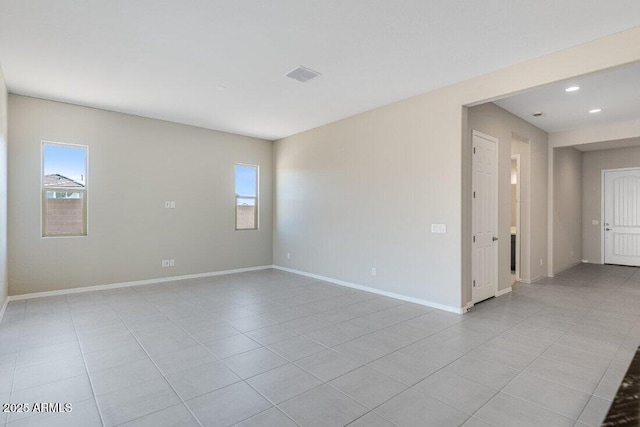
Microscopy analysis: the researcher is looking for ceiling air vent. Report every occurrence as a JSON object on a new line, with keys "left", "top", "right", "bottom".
{"left": 285, "top": 66, "right": 321, "bottom": 83}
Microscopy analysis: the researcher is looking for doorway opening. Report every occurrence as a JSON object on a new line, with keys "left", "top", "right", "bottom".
{"left": 511, "top": 154, "right": 521, "bottom": 285}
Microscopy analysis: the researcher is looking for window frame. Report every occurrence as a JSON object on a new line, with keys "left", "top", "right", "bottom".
{"left": 234, "top": 163, "right": 259, "bottom": 231}
{"left": 41, "top": 141, "right": 89, "bottom": 238}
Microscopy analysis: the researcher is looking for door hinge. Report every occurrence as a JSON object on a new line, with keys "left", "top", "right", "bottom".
{"left": 473, "top": 147, "right": 476, "bottom": 154}
{"left": 473, "top": 191, "right": 476, "bottom": 198}
{"left": 473, "top": 280, "right": 476, "bottom": 287}
{"left": 473, "top": 236, "right": 475, "bottom": 243}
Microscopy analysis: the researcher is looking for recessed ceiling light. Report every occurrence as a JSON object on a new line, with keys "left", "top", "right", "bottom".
{"left": 589, "top": 108, "right": 602, "bottom": 114}
{"left": 532, "top": 112, "right": 543, "bottom": 117}
{"left": 565, "top": 86, "right": 580, "bottom": 92}
{"left": 216, "top": 85, "right": 226, "bottom": 91}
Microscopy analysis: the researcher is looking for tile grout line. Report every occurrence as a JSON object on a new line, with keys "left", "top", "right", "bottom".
{"left": 471, "top": 273, "right": 633, "bottom": 426}
{"left": 3, "top": 266, "right": 639, "bottom": 427}
{"left": 149, "top": 294, "right": 303, "bottom": 427}
{"left": 66, "top": 294, "right": 107, "bottom": 427}
{"left": 583, "top": 290, "right": 640, "bottom": 419}
{"left": 468, "top": 287, "right": 594, "bottom": 424}
{"left": 156, "top": 281, "right": 426, "bottom": 426}
{"left": 94, "top": 283, "right": 206, "bottom": 427}
{"left": 3, "top": 303, "right": 25, "bottom": 427}
{"left": 3, "top": 300, "right": 84, "bottom": 425}
{"left": 264, "top": 302, "right": 519, "bottom": 425}
{"left": 330, "top": 266, "right": 638, "bottom": 426}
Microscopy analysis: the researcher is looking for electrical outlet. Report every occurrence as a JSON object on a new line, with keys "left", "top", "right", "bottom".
{"left": 169, "top": 259, "right": 175, "bottom": 266}
{"left": 592, "top": 220, "right": 599, "bottom": 225}
{"left": 161, "top": 260, "right": 170, "bottom": 267}
{"left": 371, "top": 267, "right": 377, "bottom": 276}
{"left": 571, "top": 250, "right": 574, "bottom": 256}
{"left": 539, "top": 258, "right": 543, "bottom": 266}
{"left": 170, "top": 201, "right": 176, "bottom": 209}
{"left": 287, "top": 252, "right": 290, "bottom": 259}
{"left": 164, "top": 201, "right": 171, "bottom": 209}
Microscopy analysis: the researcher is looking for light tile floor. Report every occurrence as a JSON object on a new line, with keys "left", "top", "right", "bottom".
{"left": 1, "top": 264, "right": 639, "bottom": 426}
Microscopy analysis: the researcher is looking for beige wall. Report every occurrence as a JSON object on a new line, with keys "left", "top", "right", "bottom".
{"left": 274, "top": 27, "right": 640, "bottom": 311}
{"left": 0, "top": 68, "right": 7, "bottom": 309}
{"left": 550, "top": 118, "right": 640, "bottom": 148}
{"left": 8, "top": 95, "right": 273, "bottom": 295}
{"left": 582, "top": 145, "right": 640, "bottom": 263}
{"left": 466, "top": 103, "right": 548, "bottom": 294}
{"left": 274, "top": 88, "right": 466, "bottom": 310}
{"left": 553, "top": 147, "right": 582, "bottom": 273}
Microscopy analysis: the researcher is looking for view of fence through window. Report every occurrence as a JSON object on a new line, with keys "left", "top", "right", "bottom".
{"left": 235, "top": 164, "right": 258, "bottom": 230}
{"left": 42, "top": 143, "right": 87, "bottom": 236}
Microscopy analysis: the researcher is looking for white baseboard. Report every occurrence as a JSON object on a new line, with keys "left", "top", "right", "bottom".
{"left": 496, "top": 286, "right": 512, "bottom": 297}
{"left": 272, "top": 265, "right": 464, "bottom": 314}
{"left": 582, "top": 260, "right": 589, "bottom": 263}
{"left": 6, "top": 264, "right": 467, "bottom": 315}
{"left": 462, "top": 301, "right": 474, "bottom": 313}
{"left": 464, "top": 286, "right": 513, "bottom": 312}
{"left": 7, "top": 265, "right": 273, "bottom": 302}
{"left": 0, "top": 296, "right": 8, "bottom": 324}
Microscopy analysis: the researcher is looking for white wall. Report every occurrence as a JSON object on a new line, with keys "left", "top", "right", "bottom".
{"left": 0, "top": 67, "right": 7, "bottom": 312}
{"left": 274, "top": 27, "right": 640, "bottom": 311}
{"left": 553, "top": 147, "right": 582, "bottom": 273}
{"left": 8, "top": 95, "right": 273, "bottom": 295}
{"left": 582, "top": 145, "right": 640, "bottom": 263}
{"left": 465, "top": 103, "right": 548, "bottom": 294}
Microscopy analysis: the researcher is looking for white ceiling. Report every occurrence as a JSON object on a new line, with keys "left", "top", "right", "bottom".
{"left": 1, "top": 1, "right": 640, "bottom": 140}
{"left": 494, "top": 61, "right": 640, "bottom": 133}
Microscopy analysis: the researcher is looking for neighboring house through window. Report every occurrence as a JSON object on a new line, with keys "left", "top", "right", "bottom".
{"left": 42, "top": 142, "right": 88, "bottom": 237}
{"left": 235, "top": 164, "right": 258, "bottom": 230}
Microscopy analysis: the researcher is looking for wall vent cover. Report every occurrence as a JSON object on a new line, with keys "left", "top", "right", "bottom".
{"left": 285, "top": 66, "right": 321, "bottom": 83}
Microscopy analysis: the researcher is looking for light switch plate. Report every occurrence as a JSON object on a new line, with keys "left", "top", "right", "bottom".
{"left": 431, "top": 224, "right": 446, "bottom": 233}
{"left": 592, "top": 220, "right": 599, "bottom": 225}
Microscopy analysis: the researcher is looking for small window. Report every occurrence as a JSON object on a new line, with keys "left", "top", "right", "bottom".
{"left": 42, "top": 142, "right": 87, "bottom": 237}
{"left": 235, "top": 164, "right": 258, "bottom": 230}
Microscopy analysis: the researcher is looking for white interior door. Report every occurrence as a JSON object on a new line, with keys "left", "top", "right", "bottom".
{"left": 472, "top": 131, "right": 498, "bottom": 304}
{"left": 604, "top": 168, "right": 640, "bottom": 267}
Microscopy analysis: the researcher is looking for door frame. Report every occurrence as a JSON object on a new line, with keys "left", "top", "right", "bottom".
{"left": 511, "top": 154, "right": 521, "bottom": 281}
{"left": 471, "top": 130, "right": 499, "bottom": 304}
{"left": 601, "top": 167, "right": 640, "bottom": 264}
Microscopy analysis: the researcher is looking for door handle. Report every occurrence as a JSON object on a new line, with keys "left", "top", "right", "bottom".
{"left": 492, "top": 237, "right": 498, "bottom": 241}
{"left": 605, "top": 228, "right": 611, "bottom": 231}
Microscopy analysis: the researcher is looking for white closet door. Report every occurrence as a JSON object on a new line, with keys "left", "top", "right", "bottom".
{"left": 472, "top": 131, "right": 498, "bottom": 304}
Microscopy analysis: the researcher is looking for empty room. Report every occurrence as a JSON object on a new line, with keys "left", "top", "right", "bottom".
{"left": 1, "top": 2, "right": 640, "bottom": 426}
